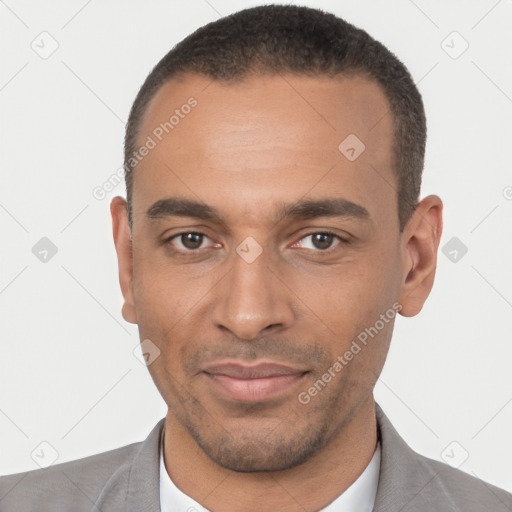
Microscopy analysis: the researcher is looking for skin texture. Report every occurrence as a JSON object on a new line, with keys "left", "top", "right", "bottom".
{"left": 111, "top": 72, "right": 443, "bottom": 511}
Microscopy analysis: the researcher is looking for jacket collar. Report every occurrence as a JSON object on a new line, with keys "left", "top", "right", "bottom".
{"left": 125, "top": 418, "right": 165, "bottom": 512}
{"left": 373, "top": 403, "right": 457, "bottom": 512}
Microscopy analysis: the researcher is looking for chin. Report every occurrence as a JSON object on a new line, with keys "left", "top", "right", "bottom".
{"left": 189, "top": 425, "right": 329, "bottom": 473}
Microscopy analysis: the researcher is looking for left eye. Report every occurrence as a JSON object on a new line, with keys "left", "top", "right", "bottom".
{"left": 169, "top": 232, "right": 213, "bottom": 250}
{"left": 294, "top": 232, "right": 343, "bottom": 251}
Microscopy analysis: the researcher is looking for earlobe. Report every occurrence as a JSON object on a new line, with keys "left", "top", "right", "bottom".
{"left": 398, "top": 195, "right": 443, "bottom": 318}
{"left": 110, "top": 196, "right": 138, "bottom": 325}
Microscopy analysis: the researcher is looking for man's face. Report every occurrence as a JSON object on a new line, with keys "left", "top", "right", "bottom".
{"left": 124, "top": 72, "right": 406, "bottom": 471}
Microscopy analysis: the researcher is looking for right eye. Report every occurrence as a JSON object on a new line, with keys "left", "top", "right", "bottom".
{"left": 166, "top": 232, "right": 214, "bottom": 251}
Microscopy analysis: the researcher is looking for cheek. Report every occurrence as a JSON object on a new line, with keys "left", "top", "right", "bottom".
{"left": 289, "top": 252, "right": 400, "bottom": 362}
{"left": 132, "top": 255, "right": 192, "bottom": 326}
{"left": 294, "top": 263, "right": 391, "bottom": 325}
{"left": 131, "top": 262, "right": 204, "bottom": 370}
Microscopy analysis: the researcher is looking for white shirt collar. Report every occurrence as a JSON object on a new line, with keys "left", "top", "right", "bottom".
{"left": 159, "top": 432, "right": 381, "bottom": 512}
{"left": 319, "top": 442, "right": 380, "bottom": 511}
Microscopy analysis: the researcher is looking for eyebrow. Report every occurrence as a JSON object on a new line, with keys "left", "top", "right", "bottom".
{"left": 146, "top": 197, "right": 370, "bottom": 224}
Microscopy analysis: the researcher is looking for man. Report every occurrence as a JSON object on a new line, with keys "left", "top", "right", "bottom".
{"left": 1, "top": 4, "right": 511, "bottom": 511}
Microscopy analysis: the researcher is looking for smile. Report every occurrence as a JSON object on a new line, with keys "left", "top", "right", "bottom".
{"left": 202, "top": 362, "right": 309, "bottom": 402}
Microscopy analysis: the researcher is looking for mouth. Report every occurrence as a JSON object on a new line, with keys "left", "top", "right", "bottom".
{"left": 202, "top": 362, "right": 309, "bottom": 403}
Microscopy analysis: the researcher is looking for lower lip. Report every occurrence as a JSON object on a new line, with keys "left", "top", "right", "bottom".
{"left": 204, "top": 373, "right": 306, "bottom": 402}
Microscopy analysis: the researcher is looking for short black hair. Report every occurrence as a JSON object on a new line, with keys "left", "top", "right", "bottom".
{"left": 124, "top": 4, "right": 426, "bottom": 231}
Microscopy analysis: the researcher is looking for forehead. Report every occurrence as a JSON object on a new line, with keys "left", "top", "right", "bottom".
{"left": 132, "top": 72, "right": 396, "bottom": 227}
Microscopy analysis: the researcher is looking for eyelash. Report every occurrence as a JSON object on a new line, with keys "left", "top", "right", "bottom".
{"left": 164, "top": 230, "right": 349, "bottom": 253}
{"left": 293, "top": 230, "right": 348, "bottom": 251}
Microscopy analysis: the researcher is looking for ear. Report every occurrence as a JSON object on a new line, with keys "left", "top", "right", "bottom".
{"left": 398, "top": 195, "right": 443, "bottom": 317}
{"left": 110, "top": 196, "right": 137, "bottom": 324}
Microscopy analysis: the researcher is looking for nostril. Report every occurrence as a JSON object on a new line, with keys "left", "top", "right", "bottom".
{"left": 263, "top": 323, "right": 282, "bottom": 332}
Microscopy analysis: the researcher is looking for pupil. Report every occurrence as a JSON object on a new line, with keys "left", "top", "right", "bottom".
{"left": 182, "top": 233, "right": 203, "bottom": 249}
{"left": 313, "top": 233, "right": 333, "bottom": 250}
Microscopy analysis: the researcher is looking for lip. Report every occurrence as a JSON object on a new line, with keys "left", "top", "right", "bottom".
{"left": 203, "top": 362, "right": 309, "bottom": 402}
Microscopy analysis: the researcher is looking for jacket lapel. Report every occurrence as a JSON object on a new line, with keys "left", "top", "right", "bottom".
{"left": 124, "top": 418, "right": 165, "bottom": 512}
{"left": 373, "top": 404, "right": 457, "bottom": 512}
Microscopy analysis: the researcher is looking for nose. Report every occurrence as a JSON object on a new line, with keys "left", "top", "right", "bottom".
{"left": 210, "top": 248, "right": 295, "bottom": 340}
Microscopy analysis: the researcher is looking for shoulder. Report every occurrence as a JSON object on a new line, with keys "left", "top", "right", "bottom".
{"left": 0, "top": 441, "right": 141, "bottom": 512}
{"left": 374, "top": 403, "right": 512, "bottom": 511}
{"left": 416, "top": 450, "right": 512, "bottom": 510}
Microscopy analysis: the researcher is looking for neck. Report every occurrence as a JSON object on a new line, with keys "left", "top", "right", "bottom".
{"left": 162, "top": 397, "right": 378, "bottom": 512}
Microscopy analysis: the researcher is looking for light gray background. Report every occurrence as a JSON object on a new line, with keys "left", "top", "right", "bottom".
{"left": 1, "top": 0, "right": 511, "bottom": 493}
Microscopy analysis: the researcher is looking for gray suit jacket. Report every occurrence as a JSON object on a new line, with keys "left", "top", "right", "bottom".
{"left": 1, "top": 404, "right": 511, "bottom": 511}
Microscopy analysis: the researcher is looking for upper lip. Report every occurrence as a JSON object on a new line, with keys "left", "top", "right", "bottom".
{"left": 203, "top": 362, "right": 308, "bottom": 379}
